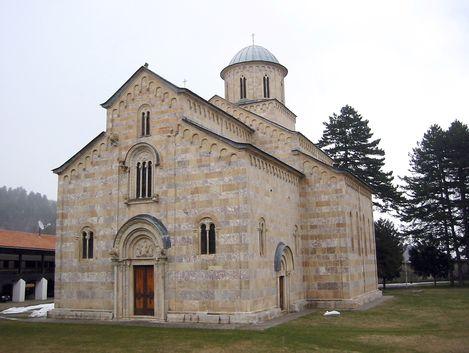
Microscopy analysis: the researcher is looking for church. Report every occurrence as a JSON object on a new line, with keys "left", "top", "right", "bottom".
{"left": 49, "top": 43, "right": 380, "bottom": 323}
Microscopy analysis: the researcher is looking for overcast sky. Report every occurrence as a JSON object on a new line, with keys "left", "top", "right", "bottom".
{"left": 1, "top": 0, "right": 468, "bottom": 200}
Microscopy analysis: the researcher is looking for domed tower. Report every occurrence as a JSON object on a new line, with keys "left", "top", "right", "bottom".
{"left": 221, "top": 44, "right": 296, "bottom": 130}
{"left": 221, "top": 44, "right": 288, "bottom": 104}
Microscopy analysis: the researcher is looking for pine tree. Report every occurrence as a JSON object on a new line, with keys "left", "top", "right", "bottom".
{"left": 446, "top": 121, "right": 469, "bottom": 260}
{"left": 375, "top": 218, "right": 403, "bottom": 289}
{"left": 401, "top": 121, "right": 468, "bottom": 285}
{"left": 317, "top": 105, "right": 400, "bottom": 212}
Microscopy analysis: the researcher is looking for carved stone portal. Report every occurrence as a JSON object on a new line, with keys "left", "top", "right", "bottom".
{"left": 134, "top": 238, "right": 155, "bottom": 258}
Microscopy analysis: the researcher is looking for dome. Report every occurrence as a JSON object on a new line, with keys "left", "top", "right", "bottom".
{"left": 228, "top": 44, "right": 280, "bottom": 66}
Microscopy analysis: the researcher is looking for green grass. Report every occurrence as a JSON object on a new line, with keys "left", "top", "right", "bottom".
{"left": 1, "top": 286, "right": 468, "bottom": 353}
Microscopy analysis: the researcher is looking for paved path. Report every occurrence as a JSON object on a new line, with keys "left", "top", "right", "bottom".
{"left": 378, "top": 281, "right": 449, "bottom": 289}
{"left": 0, "top": 294, "right": 392, "bottom": 331}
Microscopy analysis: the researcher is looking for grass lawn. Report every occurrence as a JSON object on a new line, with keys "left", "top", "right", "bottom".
{"left": 1, "top": 286, "right": 468, "bottom": 353}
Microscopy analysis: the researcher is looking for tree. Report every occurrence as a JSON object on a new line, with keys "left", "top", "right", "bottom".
{"left": 317, "top": 105, "right": 401, "bottom": 212}
{"left": 409, "top": 243, "right": 451, "bottom": 286}
{"left": 375, "top": 218, "right": 403, "bottom": 289}
{"left": 446, "top": 121, "right": 469, "bottom": 260}
{"left": 0, "top": 186, "right": 56, "bottom": 235}
{"left": 400, "top": 121, "right": 468, "bottom": 285}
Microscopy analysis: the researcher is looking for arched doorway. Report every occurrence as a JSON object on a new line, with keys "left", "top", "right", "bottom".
{"left": 111, "top": 214, "right": 171, "bottom": 320}
{"left": 274, "top": 243, "right": 294, "bottom": 312}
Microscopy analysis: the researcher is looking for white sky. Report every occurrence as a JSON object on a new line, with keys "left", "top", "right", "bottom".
{"left": 0, "top": 0, "right": 468, "bottom": 201}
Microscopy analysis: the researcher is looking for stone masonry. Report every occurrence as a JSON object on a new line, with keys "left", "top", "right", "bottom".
{"left": 49, "top": 44, "right": 380, "bottom": 324}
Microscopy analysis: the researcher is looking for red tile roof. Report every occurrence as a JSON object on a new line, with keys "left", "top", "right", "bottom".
{"left": 0, "top": 229, "right": 56, "bottom": 251}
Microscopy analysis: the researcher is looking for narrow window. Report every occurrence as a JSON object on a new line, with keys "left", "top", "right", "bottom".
{"left": 141, "top": 162, "right": 147, "bottom": 198}
{"left": 259, "top": 219, "right": 265, "bottom": 256}
{"left": 141, "top": 112, "right": 146, "bottom": 136}
{"left": 263, "top": 76, "right": 270, "bottom": 98}
{"left": 147, "top": 161, "right": 152, "bottom": 197}
{"left": 82, "top": 231, "right": 87, "bottom": 259}
{"left": 243, "top": 77, "right": 247, "bottom": 98}
{"left": 200, "top": 224, "right": 207, "bottom": 254}
{"left": 240, "top": 76, "right": 247, "bottom": 99}
{"left": 88, "top": 231, "right": 94, "bottom": 258}
{"left": 136, "top": 162, "right": 141, "bottom": 198}
{"left": 294, "top": 225, "right": 299, "bottom": 255}
{"left": 145, "top": 111, "right": 150, "bottom": 135}
{"left": 208, "top": 223, "right": 216, "bottom": 254}
{"left": 356, "top": 212, "right": 361, "bottom": 256}
{"left": 81, "top": 230, "right": 94, "bottom": 259}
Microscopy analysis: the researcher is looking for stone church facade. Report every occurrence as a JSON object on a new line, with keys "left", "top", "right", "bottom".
{"left": 50, "top": 44, "right": 380, "bottom": 323}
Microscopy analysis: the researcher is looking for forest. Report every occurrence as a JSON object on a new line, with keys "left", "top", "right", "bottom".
{"left": 0, "top": 186, "right": 56, "bottom": 235}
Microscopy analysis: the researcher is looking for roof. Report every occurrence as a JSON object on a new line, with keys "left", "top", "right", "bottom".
{"left": 54, "top": 65, "right": 256, "bottom": 176}
{"left": 221, "top": 45, "right": 288, "bottom": 76}
{"left": 101, "top": 65, "right": 182, "bottom": 109}
{"left": 100, "top": 65, "right": 254, "bottom": 133}
{"left": 237, "top": 97, "right": 297, "bottom": 118}
{"left": 52, "top": 131, "right": 105, "bottom": 174}
{"left": 292, "top": 149, "right": 375, "bottom": 193}
{"left": 182, "top": 117, "right": 304, "bottom": 178}
{"left": 229, "top": 45, "right": 280, "bottom": 66}
{"left": 0, "top": 229, "right": 56, "bottom": 251}
{"left": 209, "top": 95, "right": 334, "bottom": 164}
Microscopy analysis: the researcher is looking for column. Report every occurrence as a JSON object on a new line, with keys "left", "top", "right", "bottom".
{"left": 12, "top": 279, "right": 26, "bottom": 302}
{"left": 35, "top": 278, "right": 48, "bottom": 300}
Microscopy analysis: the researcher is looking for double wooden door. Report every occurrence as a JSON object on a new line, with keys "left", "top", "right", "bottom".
{"left": 134, "top": 265, "right": 154, "bottom": 316}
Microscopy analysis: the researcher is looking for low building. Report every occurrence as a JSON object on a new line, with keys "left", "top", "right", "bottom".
{"left": 0, "top": 229, "right": 55, "bottom": 302}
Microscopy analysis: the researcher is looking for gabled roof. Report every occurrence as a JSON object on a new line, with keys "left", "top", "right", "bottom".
{"left": 100, "top": 65, "right": 254, "bottom": 133}
{"left": 210, "top": 94, "right": 295, "bottom": 133}
{"left": 52, "top": 132, "right": 105, "bottom": 174}
{"left": 210, "top": 95, "right": 334, "bottom": 164}
{"left": 0, "top": 229, "right": 56, "bottom": 251}
{"left": 292, "top": 149, "right": 374, "bottom": 193}
{"left": 182, "top": 117, "right": 304, "bottom": 177}
{"left": 101, "top": 65, "right": 181, "bottom": 109}
{"left": 237, "top": 97, "right": 297, "bottom": 118}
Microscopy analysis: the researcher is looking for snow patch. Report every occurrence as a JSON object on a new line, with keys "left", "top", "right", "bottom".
{"left": 1, "top": 303, "right": 54, "bottom": 317}
{"left": 323, "top": 310, "right": 340, "bottom": 317}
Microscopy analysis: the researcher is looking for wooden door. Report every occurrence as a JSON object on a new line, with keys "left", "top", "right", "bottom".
{"left": 134, "top": 265, "right": 154, "bottom": 316}
{"left": 279, "top": 276, "right": 285, "bottom": 310}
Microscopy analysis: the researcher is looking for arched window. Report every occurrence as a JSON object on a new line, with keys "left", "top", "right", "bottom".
{"left": 136, "top": 160, "right": 152, "bottom": 198}
{"left": 363, "top": 216, "right": 368, "bottom": 256}
{"left": 258, "top": 218, "right": 266, "bottom": 256}
{"left": 350, "top": 212, "right": 355, "bottom": 251}
{"left": 356, "top": 212, "right": 361, "bottom": 256}
{"left": 141, "top": 111, "right": 150, "bottom": 136}
{"left": 240, "top": 76, "right": 247, "bottom": 99}
{"left": 81, "top": 229, "right": 94, "bottom": 259}
{"left": 200, "top": 219, "right": 216, "bottom": 255}
{"left": 125, "top": 143, "right": 159, "bottom": 201}
{"left": 263, "top": 75, "right": 270, "bottom": 98}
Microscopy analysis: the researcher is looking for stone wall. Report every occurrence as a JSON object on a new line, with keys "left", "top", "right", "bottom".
{"left": 52, "top": 67, "right": 379, "bottom": 322}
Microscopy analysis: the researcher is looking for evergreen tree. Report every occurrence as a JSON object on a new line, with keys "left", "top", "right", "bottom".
{"left": 317, "top": 105, "right": 400, "bottom": 212}
{"left": 400, "top": 121, "right": 468, "bottom": 285}
{"left": 375, "top": 218, "right": 403, "bottom": 289}
{"left": 409, "top": 243, "right": 451, "bottom": 286}
{"left": 446, "top": 121, "right": 469, "bottom": 260}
